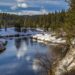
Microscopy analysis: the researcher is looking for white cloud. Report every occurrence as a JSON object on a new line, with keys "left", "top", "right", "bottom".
{"left": 11, "top": 6, "right": 17, "bottom": 10}
{"left": 16, "top": 0, "right": 25, "bottom": 2}
{"left": 0, "top": 0, "right": 68, "bottom": 15}
{"left": 0, "top": 2, "right": 14, "bottom": 6}
{"left": 10, "top": 2, "right": 28, "bottom": 10}
{"left": 17, "top": 3, "right": 28, "bottom": 8}
{"left": 17, "top": 9, "right": 48, "bottom": 15}
{"left": 6, "top": 9, "right": 48, "bottom": 15}
{"left": 0, "top": 10, "right": 2, "bottom": 12}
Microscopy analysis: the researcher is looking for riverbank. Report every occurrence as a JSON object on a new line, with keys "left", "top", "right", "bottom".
{"left": 32, "top": 33, "right": 66, "bottom": 44}
{"left": 0, "top": 27, "right": 66, "bottom": 45}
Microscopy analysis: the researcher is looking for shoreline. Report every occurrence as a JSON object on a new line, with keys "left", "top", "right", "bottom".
{"left": 0, "top": 27, "right": 66, "bottom": 45}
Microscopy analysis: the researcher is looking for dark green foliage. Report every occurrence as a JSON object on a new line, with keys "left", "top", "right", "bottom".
{"left": 62, "top": 0, "right": 75, "bottom": 46}
{"left": 0, "top": 10, "right": 66, "bottom": 31}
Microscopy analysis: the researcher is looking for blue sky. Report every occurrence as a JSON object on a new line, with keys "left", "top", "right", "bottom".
{"left": 0, "top": 0, "right": 69, "bottom": 15}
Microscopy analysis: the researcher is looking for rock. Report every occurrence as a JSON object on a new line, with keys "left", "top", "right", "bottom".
{"left": 54, "top": 48, "right": 75, "bottom": 75}
{"left": 0, "top": 42, "right": 6, "bottom": 53}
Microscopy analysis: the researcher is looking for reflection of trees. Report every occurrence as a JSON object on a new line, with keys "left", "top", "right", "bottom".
{"left": 30, "top": 38, "right": 34, "bottom": 46}
{"left": 23, "top": 37, "right": 29, "bottom": 46}
{"left": 33, "top": 44, "right": 69, "bottom": 75}
{"left": 34, "top": 53, "right": 52, "bottom": 75}
{"left": 15, "top": 38, "right": 22, "bottom": 50}
{"left": 15, "top": 38, "right": 28, "bottom": 59}
{"left": 14, "top": 27, "right": 22, "bottom": 32}
{"left": 45, "top": 44, "right": 66, "bottom": 63}
{"left": 23, "top": 37, "right": 34, "bottom": 46}
{"left": 22, "top": 28, "right": 27, "bottom": 33}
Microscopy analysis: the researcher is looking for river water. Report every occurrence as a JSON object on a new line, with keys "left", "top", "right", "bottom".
{"left": 0, "top": 37, "right": 52, "bottom": 75}
{"left": 0, "top": 27, "right": 67, "bottom": 75}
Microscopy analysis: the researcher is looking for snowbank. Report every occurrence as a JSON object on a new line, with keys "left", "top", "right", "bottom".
{"left": 32, "top": 33, "right": 66, "bottom": 44}
{"left": 0, "top": 28, "right": 66, "bottom": 44}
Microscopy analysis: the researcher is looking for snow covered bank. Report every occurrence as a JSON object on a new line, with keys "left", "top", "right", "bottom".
{"left": 0, "top": 27, "right": 66, "bottom": 44}
{"left": 32, "top": 33, "right": 66, "bottom": 44}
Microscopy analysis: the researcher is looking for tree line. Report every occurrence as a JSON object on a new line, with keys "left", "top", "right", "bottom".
{"left": 0, "top": 10, "right": 66, "bottom": 31}
{"left": 0, "top": 0, "right": 75, "bottom": 46}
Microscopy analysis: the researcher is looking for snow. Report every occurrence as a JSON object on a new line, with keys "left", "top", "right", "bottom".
{"left": 0, "top": 27, "right": 66, "bottom": 44}
{"left": 32, "top": 33, "right": 66, "bottom": 44}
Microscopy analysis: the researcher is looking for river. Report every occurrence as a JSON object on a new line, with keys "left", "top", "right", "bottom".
{"left": 0, "top": 36, "right": 51, "bottom": 75}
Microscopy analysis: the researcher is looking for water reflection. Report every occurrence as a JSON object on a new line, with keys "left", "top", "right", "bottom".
{"left": 32, "top": 58, "right": 42, "bottom": 72}
{"left": 15, "top": 38, "right": 21, "bottom": 49}
{"left": 15, "top": 39, "right": 28, "bottom": 59}
{"left": 0, "top": 37, "right": 49, "bottom": 75}
{"left": 15, "top": 27, "right": 22, "bottom": 32}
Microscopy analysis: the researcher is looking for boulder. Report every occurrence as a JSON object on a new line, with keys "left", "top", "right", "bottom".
{"left": 0, "top": 42, "right": 6, "bottom": 52}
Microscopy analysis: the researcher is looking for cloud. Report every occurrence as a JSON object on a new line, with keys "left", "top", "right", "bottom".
{"left": 0, "top": 0, "right": 69, "bottom": 15}
{"left": 17, "top": 3, "right": 28, "bottom": 8}
{"left": 0, "top": 2, "right": 14, "bottom": 6}
{"left": 0, "top": 10, "right": 2, "bottom": 12}
{"left": 16, "top": 0, "right": 25, "bottom": 2}
{"left": 6, "top": 9, "right": 48, "bottom": 15}
{"left": 11, "top": 6, "right": 17, "bottom": 10}
{"left": 10, "top": 2, "right": 29, "bottom": 10}
{"left": 17, "top": 9, "right": 48, "bottom": 15}
{"left": 46, "top": 1, "right": 62, "bottom": 5}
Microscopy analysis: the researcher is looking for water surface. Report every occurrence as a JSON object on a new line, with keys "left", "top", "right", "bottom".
{"left": 0, "top": 37, "right": 50, "bottom": 75}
